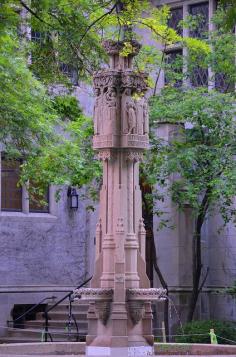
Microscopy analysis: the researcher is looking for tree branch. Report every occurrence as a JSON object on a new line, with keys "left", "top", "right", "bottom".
{"left": 78, "top": 2, "right": 118, "bottom": 48}
{"left": 19, "top": 0, "right": 54, "bottom": 28}
{"left": 153, "top": 44, "right": 167, "bottom": 96}
{"left": 198, "top": 267, "right": 210, "bottom": 292}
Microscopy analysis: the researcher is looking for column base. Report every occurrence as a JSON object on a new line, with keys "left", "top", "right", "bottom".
{"left": 86, "top": 346, "right": 154, "bottom": 357}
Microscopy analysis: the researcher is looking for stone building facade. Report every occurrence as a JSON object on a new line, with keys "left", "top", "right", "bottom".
{"left": 0, "top": 85, "right": 97, "bottom": 337}
{"left": 152, "top": 0, "right": 236, "bottom": 333}
{"left": 0, "top": 0, "right": 235, "bottom": 339}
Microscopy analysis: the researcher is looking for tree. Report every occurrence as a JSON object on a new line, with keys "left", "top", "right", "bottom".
{"left": 144, "top": 6, "right": 236, "bottom": 321}
{"left": 148, "top": 87, "right": 236, "bottom": 321}
{"left": 1, "top": 1, "right": 208, "bottom": 187}
{"left": 218, "top": 0, "right": 236, "bottom": 31}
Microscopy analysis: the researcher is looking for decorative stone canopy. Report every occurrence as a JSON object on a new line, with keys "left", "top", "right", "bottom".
{"left": 93, "top": 39, "right": 149, "bottom": 150}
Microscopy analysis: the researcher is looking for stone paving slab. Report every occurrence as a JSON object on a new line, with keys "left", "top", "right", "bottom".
{"left": 0, "top": 354, "right": 236, "bottom": 357}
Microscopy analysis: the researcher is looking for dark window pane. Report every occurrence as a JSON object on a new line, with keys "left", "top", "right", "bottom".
{"left": 168, "top": 7, "right": 183, "bottom": 36}
{"left": 215, "top": 73, "right": 235, "bottom": 93}
{"left": 1, "top": 157, "right": 22, "bottom": 211}
{"left": 29, "top": 184, "right": 49, "bottom": 213}
{"left": 189, "top": 2, "right": 209, "bottom": 39}
{"left": 59, "top": 63, "right": 78, "bottom": 86}
{"left": 165, "top": 49, "right": 183, "bottom": 87}
{"left": 191, "top": 66, "right": 208, "bottom": 87}
{"left": 31, "top": 30, "right": 44, "bottom": 43}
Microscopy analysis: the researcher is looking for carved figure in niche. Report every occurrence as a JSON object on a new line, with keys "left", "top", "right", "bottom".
{"left": 122, "top": 88, "right": 132, "bottom": 134}
{"left": 135, "top": 88, "right": 144, "bottom": 135}
{"left": 126, "top": 97, "right": 137, "bottom": 134}
{"left": 143, "top": 98, "right": 149, "bottom": 135}
{"left": 94, "top": 88, "right": 102, "bottom": 135}
{"left": 104, "top": 87, "right": 117, "bottom": 135}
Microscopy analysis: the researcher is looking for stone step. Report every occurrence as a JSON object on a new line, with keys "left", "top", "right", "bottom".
{"left": 36, "top": 311, "right": 87, "bottom": 321}
{"left": 8, "top": 328, "right": 87, "bottom": 339}
{"left": 0, "top": 337, "right": 43, "bottom": 344}
{"left": 2, "top": 301, "right": 89, "bottom": 344}
{"left": 46, "top": 303, "right": 88, "bottom": 313}
{"left": 0, "top": 341, "right": 86, "bottom": 355}
{"left": 0, "top": 335, "right": 85, "bottom": 344}
{"left": 24, "top": 320, "right": 88, "bottom": 330}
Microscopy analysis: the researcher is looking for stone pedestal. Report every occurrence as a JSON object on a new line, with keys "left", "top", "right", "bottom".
{"left": 73, "top": 40, "right": 166, "bottom": 357}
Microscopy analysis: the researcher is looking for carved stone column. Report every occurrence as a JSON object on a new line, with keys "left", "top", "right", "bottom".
{"left": 74, "top": 40, "right": 166, "bottom": 357}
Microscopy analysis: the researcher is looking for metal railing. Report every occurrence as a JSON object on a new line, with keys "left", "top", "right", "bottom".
{"left": 7, "top": 296, "right": 57, "bottom": 328}
{"left": 7, "top": 276, "right": 92, "bottom": 342}
{"left": 42, "top": 276, "right": 92, "bottom": 342}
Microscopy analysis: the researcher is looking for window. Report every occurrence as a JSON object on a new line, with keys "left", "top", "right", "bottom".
{"left": 189, "top": 2, "right": 209, "bottom": 39}
{"left": 1, "top": 155, "right": 50, "bottom": 213}
{"left": 191, "top": 66, "right": 208, "bottom": 87}
{"left": 31, "top": 30, "right": 44, "bottom": 44}
{"left": 215, "top": 73, "right": 234, "bottom": 93}
{"left": 165, "top": 49, "right": 183, "bottom": 87}
{"left": 1, "top": 157, "right": 22, "bottom": 211}
{"left": 59, "top": 63, "right": 78, "bottom": 86}
{"left": 168, "top": 7, "right": 183, "bottom": 36}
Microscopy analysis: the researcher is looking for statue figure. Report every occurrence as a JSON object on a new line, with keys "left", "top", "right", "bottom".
{"left": 136, "top": 95, "right": 144, "bottom": 135}
{"left": 143, "top": 98, "right": 149, "bottom": 135}
{"left": 105, "top": 87, "right": 117, "bottom": 135}
{"left": 126, "top": 98, "right": 137, "bottom": 134}
{"left": 122, "top": 88, "right": 132, "bottom": 134}
{"left": 94, "top": 88, "right": 101, "bottom": 135}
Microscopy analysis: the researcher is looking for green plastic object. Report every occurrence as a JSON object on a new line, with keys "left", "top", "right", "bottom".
{"left": 210, "top": 329, "right": 218, "bottom": 344}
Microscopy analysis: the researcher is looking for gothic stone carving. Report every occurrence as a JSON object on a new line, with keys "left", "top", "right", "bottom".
{"left": 105, "top": 87, "right": 118, "bottom": 135}
{"left": 122, "top": 91, "right": 149, "bottom": 138}
{"left": 126, "top": 97, "right": 137, "bottom": 134}
{"left": 116, "top": 217, "right": 124, "bottom": 233}
{"left": 121, "top": 134, "right": 149, "bottom": 149}
{"left": 73, "top": 288, "right": 113, "bottom": 300}
{"left": 97, "top": 149, "right": 116, "bottom": 161}
{"left": 95, "top": 300, "right": 112, "bottom": 326}
{"left": 93, "top": 43, "right": 149, "bottom": 150}
{"left": 143, "top": 98, "right": 149, "bottom": 135}
{"left": 93, "top": 71, "right": 120, "bottom": 90}
{"left": 94, "top": 88, "right": 102, "bottom": 135}
{"left": 125, "top": 151, "right": 143, "bottom": 162}
{"left": 103, "top": 40, "right": 141, "bottom": 56}
{"left": 127, "top": 288, "right": 167, "bottom": 302}
{"left": 127, "top": 300, "right": 145, "bottom": 325}
{"left": 121, "top": 72, "right": 148, "bottom": 92}
{"left": 126, "top": 288, "right": 166, "bottom": 325}
{"left": 74, "top": 288, "right": 113, "bottom": 326}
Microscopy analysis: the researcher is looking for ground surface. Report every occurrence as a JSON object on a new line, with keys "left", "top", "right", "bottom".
{"left": 1, "top": 355, "right": 236, "bottom": 357}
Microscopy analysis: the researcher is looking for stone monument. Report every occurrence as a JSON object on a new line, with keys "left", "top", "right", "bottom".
{"left": 74, "top": 40, "right": 166, "bottom": 357}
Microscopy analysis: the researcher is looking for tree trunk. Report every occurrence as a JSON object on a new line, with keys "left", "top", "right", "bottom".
{"left": 151, "top": 230, "right": 170, "bottom": 342}
{"left": 187, "top": 192, "right": 210, "bottom": 322}
{"left": 141, "top": 183, "right": 170, "bottom": 341}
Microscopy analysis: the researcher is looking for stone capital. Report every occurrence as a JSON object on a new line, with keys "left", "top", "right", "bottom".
{"left": 102, "top": 39, "right": 141, "bottom": 56}
{"left": 97, "top": 149, "right": 116, "bottom": 161}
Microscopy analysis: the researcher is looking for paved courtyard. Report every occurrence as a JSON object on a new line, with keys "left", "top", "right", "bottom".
{"left": 2, "top": 355, "right": 236, "bottom": 357}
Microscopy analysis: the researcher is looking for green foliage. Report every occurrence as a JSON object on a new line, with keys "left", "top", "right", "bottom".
{"left": 224, "top": 281, "right": 236, "bottom": 296}
{"left": 20, "top": 114, "right": 102, "bottom": 189}
{"left": 0, "top": 1, "right": 233, "bottom": 201}
{"left": 53, "top": 95, "right": 82, "bottom": 121}
{"left": 217, "top": 0, "right": 236, "bottom": 31}
{"left": 148, "top": 87, "right": 236, "bottom": 224}
{"left": 0, "top": 18, "right": 56, "bottom": 157}
{"left": 2, "top": 0, "right": 211, "bottom": 87}
{"left": 175, "top": 320, "right": 236, "bottom": 344}
{"left": 145, "top": 7, "right": 236, "bottom": 318}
